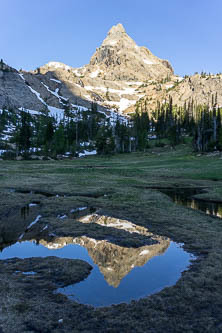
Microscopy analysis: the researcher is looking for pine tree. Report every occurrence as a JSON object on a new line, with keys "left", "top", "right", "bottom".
{"left": 43, "top": 118, "right": 54, "bottom": 154}
{"left": 95, "top": 126, "right": 115, "bottom": 155}
{"left": 52, "top": 123, "right": 66, "bottom": 155}
{"left": 17, "top": 111, "right": 32, "bottom": 156}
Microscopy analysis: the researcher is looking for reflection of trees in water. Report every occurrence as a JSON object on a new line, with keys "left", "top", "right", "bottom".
{"left": 164, "top": 190, "right": 222, "bottom": 219}
{"left": 217, "top": 206, "right": 222, "bottom": 218}
{"left": 21, "top": 205, "right": 29, "bottom": 219}
{"left": 190, "top": 199, "right": 221, "bottom": 218}
{"left": 205, "top": 203, "right": 222, "bottom": 218}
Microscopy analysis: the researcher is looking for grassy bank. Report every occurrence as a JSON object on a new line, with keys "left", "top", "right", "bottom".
{"left": 0, "top": 144, "right": 222, "bottom": 332}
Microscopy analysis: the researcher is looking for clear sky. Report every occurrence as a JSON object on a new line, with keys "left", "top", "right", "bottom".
{"left": 1, "top": 0, "right": 222, "bottom": 76}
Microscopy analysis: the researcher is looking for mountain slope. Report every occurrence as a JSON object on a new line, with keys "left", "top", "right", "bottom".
{"left": 0, "top": 64, "right": 45, "bottom": 111}
{"left": 88, "top": 23, "right": 173, "bottom": 82}
{"left": 128, "top": 73, "right": 222, "bottom": 113}
{"left": 2, "top": 23, "right": 221, "bottom": 118}
{"left": 11, "top": 23, "right": 173, "bottom": 115}
{"left": 168, "top": 73, "right": 222, "bottom": 107}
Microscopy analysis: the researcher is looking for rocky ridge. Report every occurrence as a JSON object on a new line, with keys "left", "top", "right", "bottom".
{"left": 34, "top": 23, "right": 174, "bottom": 113}
{"left": 1, "top": 23, "right": 222, "bottom": 118}
{"left": 0, "top": 23, "right": 174, "bottom": 116}
{"left": 126, "top": 73, "right": 222, "bottom": 114}
{"left": 88, "top": 23, "right": 173, "bottom": 82}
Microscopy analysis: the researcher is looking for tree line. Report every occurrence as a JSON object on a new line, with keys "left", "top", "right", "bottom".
{"left": 0, "top": 102, "right": 149, "bottom": 157}
{"left": 0, "top": 95, "right": 222, "bottom": 158}
{"left": 152, "top": 94, "right": 222, "bottom": 151}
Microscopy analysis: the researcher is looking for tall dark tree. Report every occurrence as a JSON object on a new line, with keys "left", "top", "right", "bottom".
{"left": 17, "top": 111, "right": 32, "bottom": 155}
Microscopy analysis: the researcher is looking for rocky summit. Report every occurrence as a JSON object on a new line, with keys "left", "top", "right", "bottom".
{"left": 88, "top": 23, "right": 173, "bottom": 81}
{"left": 36, "top": 23, "right": 174, "bottom": 113}
{"left": 0, "top": 23, "right": 174, "bottom": 115}
{"left": 1, "top": 23, "right": 222, "bottom": 117}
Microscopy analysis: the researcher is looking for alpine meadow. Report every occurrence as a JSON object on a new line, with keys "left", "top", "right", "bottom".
{"left": 1, "top": 3, "right": 222, "bottom": 332}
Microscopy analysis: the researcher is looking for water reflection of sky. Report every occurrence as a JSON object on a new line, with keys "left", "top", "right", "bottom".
{"left": 0, "top": 239, "right": 194, "bottom": 307}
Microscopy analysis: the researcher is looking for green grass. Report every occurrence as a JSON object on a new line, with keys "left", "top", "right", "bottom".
{"left": 1, "top": 144, "right": 222, "bottom": 332}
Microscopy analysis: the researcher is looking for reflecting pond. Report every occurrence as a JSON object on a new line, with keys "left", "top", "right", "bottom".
{"left": 0, "top": 234, "right": 194, "bottom": 307}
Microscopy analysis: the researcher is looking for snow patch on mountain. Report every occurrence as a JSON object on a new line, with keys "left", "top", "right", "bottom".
{"left": 139, "top": 249, "right": 150, "bottom": 256}
{"left": 73, "top": 70, "right": 81, "bottom": 77}
{"left": 47, "top": 62, "right": 71, "bottom": 71}
{"left": 143, "top": 59, "right": 155, "bottom": 65}
{"left": 106, "top": 98, "right": 137, "bottom": 112}
{"left": 50, "top": 78, "right": 61, "bottom": 84}
{"left": 90, "top": 70, "right": 100, "bottom": 78}
{"left": 73, "top": 67, "right": 86, "bottom": 77}
{"left": 41, "top": 82, "right": 68, "bottom": 105}
{"left": 108, "top": 40, "right": 118, "bottom": 46}
{"left": 18, "top": 73, "right": 25, "bottom": 81}
{"left": 125, "top": 81, "right": 143, "bottom": 86}
{"left": 47, "top": 106, "right": 65, "bottom": 120}
{"left": 18, "top": 107, "right": 41, "bottom": 115}
{"left": 71, "top": 104, "right": 89, "bottom": 112}
{"left": 26, "top": 215, "right": 42, "bottom": 230}
{"left": 84, "top": 94, "right": 92, "bottom": 100}
{"left": 18, "top": 74, "right": 48, "bottom": 107}
{"left": 29, "top": 86, "right": 47, "bottom": 106}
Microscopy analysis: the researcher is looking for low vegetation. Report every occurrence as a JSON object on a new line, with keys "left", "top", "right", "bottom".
{"left": 0, "top": 145, "right": 222, "bottom": 331}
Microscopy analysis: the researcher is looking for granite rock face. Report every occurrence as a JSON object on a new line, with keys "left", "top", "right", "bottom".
{"left": 89, "top": 23, "right": 173, "bottom": 81}
{"left": 168, "top": 74, "right": 222, "bottom": 107}
{"left": 126, "top": 73, "right": 222, "bottom": 113}
{"left": 0, "top": 69, "right": 45, "bottom": 111}
{"left": 4, "top": 24, "right": 222, "bottom": 116}
{"left": 0, "top": 24, "right": 174, "bottom": 114}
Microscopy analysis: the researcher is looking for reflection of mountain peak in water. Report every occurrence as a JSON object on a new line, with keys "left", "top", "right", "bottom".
{"left": 40, "top": 214, "right": 170, "bottom": 287}
{"left": 40, "top": 235, "right": 170, "bottom": 287}
{"left": 78, "top": 236, "right": 170, "bottom": 287}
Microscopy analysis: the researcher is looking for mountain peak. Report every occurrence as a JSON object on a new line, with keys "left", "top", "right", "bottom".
{"left": 101, "top": 23, "right": 133, "bottom": 48}
{"left": 108, "top": 23, "right": 126, "bottom": 36}
{"left": 89, "top": 24, "right": 173, "bottom": 81}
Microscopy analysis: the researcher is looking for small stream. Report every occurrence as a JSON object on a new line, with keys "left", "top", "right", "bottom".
{"left": 160, "top": 188, "right": 222, "bottom": 218}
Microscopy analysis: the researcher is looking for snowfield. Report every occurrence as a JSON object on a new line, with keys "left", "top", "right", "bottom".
{"left": 50, "top": 78, "right": 61, "bottom": 84}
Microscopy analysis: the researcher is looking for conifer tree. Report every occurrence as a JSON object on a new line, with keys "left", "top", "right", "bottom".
{"left": 17, "top": 111, "right": 32, "bottom": 155}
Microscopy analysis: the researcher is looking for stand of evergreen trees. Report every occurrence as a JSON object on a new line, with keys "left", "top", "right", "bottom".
{"left": 152, "top": 94, "right": 222, "bottom": 151}
{"left": 0, "top": 95, "right": 222, "bottom": 159}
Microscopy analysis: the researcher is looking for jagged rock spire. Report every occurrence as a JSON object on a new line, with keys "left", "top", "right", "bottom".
{"left": 89, "top": 23, "right": 173, "bottom": 81}
{"left": 108, "top": 23, "right": 126, "bottom": 36}
{"left": 101, "top": 23, "right": 133, "bottom": 47}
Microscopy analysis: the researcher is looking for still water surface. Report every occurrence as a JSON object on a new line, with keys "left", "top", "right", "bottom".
{"left": 0, "top": 239, "right": 194, "bottom": 307}
{"left": 160, "top": 188, "right": 222, "bottom": 219}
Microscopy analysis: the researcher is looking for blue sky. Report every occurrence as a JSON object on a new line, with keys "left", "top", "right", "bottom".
{"left": 1, "top": 0, "right": 222, "bottom": 76}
